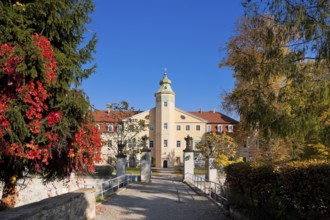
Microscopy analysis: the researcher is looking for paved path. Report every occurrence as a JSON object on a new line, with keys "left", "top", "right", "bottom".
{"left": 96, "top": 173, "right": 227, "bottom": 220}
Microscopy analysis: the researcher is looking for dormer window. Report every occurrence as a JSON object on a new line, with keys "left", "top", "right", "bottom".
{"left": 217, "top": 125, "right": 222, "bottom": 133}
{"left": 108, "top": 124, "right": 113, "bottom": 132}
{"left": 228, "top": 125, "right": 234, "bottom": 133}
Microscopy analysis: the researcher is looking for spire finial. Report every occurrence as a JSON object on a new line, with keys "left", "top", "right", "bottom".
{"left": 164, "top": 67, "right": 167, "bottom": 76}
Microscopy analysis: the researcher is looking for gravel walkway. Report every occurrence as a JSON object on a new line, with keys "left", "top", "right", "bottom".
{"left": 96, "top": 174, "right": 227, "bottom": 220}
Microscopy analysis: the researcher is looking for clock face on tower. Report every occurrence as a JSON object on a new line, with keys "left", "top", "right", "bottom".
{"left": 163, "top": 95, "right": 169, "bottom": 102}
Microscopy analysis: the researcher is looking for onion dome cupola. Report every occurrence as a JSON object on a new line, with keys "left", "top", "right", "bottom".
{"left": 155, "top": 68, "right": 176, "bottom": 96}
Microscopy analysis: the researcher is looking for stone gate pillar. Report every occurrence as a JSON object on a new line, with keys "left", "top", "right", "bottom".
{"left": 140, "top": 135, "right": 151, "bottom": 182}
{"left": 183, "top": 135, "right": 194, "bottom": 181}
{"left": 206, "top": 144, "right": 217, "bottom": 182}
{"left": 116, "top": 142, "right": 127, "bottom": 177}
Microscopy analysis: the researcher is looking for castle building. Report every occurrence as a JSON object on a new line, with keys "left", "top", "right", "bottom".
{"left": 93, "top": 70, "right": 238, "bottom": 168}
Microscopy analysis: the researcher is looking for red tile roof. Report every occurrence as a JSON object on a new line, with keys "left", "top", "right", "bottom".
{"left": 189, "top": 111, "right": 238, "bottom": 124}
{"left": 92, "top": 110, "right": 138, "bottom": 123}
{"left": 92, "top": 110, "right": 139, "bottom": 133}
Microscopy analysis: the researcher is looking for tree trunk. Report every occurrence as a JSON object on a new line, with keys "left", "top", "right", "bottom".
{"left": 0, "top": 174, "right": 18, "bottom": 211}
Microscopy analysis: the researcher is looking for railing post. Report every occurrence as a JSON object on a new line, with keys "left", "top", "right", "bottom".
{"left": 100, "top": 183, "right": 103, "bottom": 199}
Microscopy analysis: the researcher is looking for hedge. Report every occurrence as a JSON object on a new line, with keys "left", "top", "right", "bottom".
{"left": 225, "top": 160, "right": 330, "bottom": 220}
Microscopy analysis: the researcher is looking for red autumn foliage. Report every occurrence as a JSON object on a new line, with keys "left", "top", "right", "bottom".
{"left": 0, "top": 33, "right": 102, "bottom": 177}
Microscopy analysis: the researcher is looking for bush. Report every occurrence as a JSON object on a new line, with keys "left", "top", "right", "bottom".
{"left": 94, "top": 165, "right": 114, "bottom": 177}
{"left": 225, "top": 160, "right": 330, "bottom": 219}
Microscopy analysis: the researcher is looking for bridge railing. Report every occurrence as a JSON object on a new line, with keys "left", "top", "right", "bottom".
{"left": 84, "top": 174, "right": 140, "bottom": 198}
{"left": 184, "top": 173, "right": 228, "bottom": 207}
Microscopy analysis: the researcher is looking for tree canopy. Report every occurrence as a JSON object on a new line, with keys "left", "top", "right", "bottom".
{"left": 0, "top": 0, "right": 100, "bottom": 209}
{"left": 220, "top": 0, "right": 330, "bottom": 158}
{"left": 196, "top": 132, "right": 242, "bottom": 167}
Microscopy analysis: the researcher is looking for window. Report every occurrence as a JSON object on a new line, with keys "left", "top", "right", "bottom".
{"left": 196, "top": 125, "right": 200, "bottom": 131}
{"left": 117, "top": 124, "right": 122, "bottom": 132}
{"left": 108, "top": 140, "right": 112, "bottom": 147}
{"left": 176, "top": 125, "right": 181, "bottom": 131}
{"left": 128, "top": 139, "right": 136, "bottom": 148}
{"left": 186, "top": 125, "right": 190, "bottom": 131}
{"left": 228, "top": 125, "right": 234, "bottom": 133}
{"left": 150, "top": 125, "right": 154, "bottom": 131}
{"left": 149, "top": 140, "right": 154, "bottom": 148}
{"left": 164, "top": 139, "right": 168, "bottom": 147}
{"left": 108, "top": 124, "right": 113, "bottom": 132}
{"left": 164, "top": 101, "right": 168, "bottom": 107}
{"left": 176, "top": 140, "right": 181, "bottom": 148}
{"left": 217, "top": 125, "right": 222, "bottom": 133}
{"left": 207, "top": 125, "right": 211, "bottom": 132}
{"left": 164, "top": 123, "right": 168, "bottom": 129}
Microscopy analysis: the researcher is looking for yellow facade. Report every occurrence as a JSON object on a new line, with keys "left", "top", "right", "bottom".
{"left": 95, "top": 70, "right": 238, "bottom": 168}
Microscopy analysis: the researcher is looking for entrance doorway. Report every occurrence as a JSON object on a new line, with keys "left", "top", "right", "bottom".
{"left": 163, "top": 160, "right": 168, "bottom": 168}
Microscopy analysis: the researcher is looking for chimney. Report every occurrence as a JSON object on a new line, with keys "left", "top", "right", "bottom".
{"left": 106, "top": 103, "right": 111, "bottom": 115}
{"left": 200, "top": 107, "right": 202, "bottom": 113}
{"left": 213, "top": 108, "right": 215, "bottom": 113}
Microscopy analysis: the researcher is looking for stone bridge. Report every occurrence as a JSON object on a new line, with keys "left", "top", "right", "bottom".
{"left": 96, "top": 169, "right": 227, "bottom": 220}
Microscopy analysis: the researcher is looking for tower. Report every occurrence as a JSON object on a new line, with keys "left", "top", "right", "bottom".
{"left": 155, "top": 68, "right": 176, "bottom": 168}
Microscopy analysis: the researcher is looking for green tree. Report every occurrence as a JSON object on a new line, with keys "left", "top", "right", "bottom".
{"left": 0, "top": 0, "right": 100, "bottom": 210}
{"left": 106, "top": 102, "right": 148, "bottom": 162}
{"left": 220, "top": 0, "right": 330, "bottom": 158}
{"left": 196, "top": 132, "right": 241, "bottom": 167}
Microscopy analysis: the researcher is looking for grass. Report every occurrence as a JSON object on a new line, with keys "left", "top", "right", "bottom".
{"left": 194, "top": 168, "right": 206, "bottom": 175}
{"left": 125, "top": 167, "right": 161, "bottom": 175}
{"left": 96, "top": 193, "right": 114, "bottom": 202}
{"left": 125, "top": 167, "right": 140, "bottom": 174}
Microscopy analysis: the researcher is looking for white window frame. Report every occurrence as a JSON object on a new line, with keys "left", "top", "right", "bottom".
{"left": 176, "top": 140, "right": 181, "bottom": 148}
{"left": 164, "top": 101, "right": 168, "bottom": 107}
{"left": 228, "top": 124, "right": 234, "bottom": 133}
{"left": 164, "top": 123, "right": 168, "bottom": 129}
{"left": 196, "top": 125, "right": 200, "bottom": 131}
{"left": 217, "top": 125, "right": 222, "bottom": 133}
{"left": 108, "top": 140, "right": 112, "bottom": 147}
{"left": 117, "top": 124, "right": 122, "bottom": 132}
{"left": 149, "top": 140, "right": 154, "bottom": 148}
{"left": 186, "top": 125, "right": 190, "bottom": 131}
{"left": 176, "top": 125, "right": 181, "bottom": 131}
{"left": 108, "top": 124, "right": 113, "bottom": 132}
{"left": 207, "top": 125, "right": 211, "bottom": 132}
{"left": 164, "top": 139, "right": 168, "bottom": 147}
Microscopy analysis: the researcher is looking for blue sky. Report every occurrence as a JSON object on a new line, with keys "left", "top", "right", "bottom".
{"left": 82, "top": 0, "right": 244, "bottom": 117}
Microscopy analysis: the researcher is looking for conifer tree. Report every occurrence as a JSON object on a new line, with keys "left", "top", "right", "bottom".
{"left": 0, "top": 0, "right": 101, "bottom": 209}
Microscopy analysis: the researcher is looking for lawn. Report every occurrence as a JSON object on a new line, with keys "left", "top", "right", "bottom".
{"left": 125, "top": 167, "right": 160, "bottom": 175}
{"left": 194, "top": 168, "right": 206, "bottom": 175}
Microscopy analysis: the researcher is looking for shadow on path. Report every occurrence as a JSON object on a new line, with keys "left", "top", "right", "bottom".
{"left": 96, "top": 173, "right": 227, "bottom": 220}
